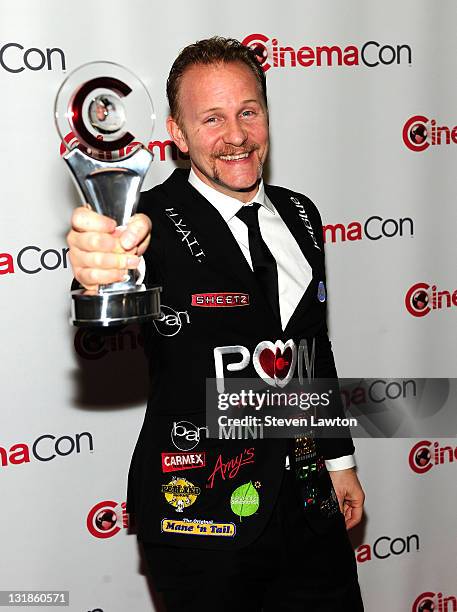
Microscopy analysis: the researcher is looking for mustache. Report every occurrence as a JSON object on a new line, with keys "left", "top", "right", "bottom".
{"left": 212, "top": 143, "right": 260, "bottom": 158}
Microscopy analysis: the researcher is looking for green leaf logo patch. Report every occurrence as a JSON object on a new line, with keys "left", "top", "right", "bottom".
{"left": 230, "top": 481, "right": 260, "bottom": 520}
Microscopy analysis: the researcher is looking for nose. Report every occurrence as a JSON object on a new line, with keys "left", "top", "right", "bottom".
{"left": 223, "top": 116, "right": 248, "bottom": 147}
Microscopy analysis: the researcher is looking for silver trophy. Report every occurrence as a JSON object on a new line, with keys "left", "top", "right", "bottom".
{"left": 55, "top": 61, "right": 161, "bottom": 327}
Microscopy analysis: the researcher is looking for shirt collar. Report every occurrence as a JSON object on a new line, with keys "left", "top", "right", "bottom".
{"left": 188, "top": 168, "right": 275, "bottom": 222}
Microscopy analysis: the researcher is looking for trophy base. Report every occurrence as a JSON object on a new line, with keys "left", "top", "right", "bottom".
{"left": 71, "top": 285, "right": 162, "bottom": 327}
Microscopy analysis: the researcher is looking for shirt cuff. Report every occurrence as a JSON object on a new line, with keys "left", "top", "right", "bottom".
{"left": 325, "top": 454, "right": 356, "bottom": 471}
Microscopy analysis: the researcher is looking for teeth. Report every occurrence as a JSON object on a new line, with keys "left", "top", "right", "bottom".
{"left": 219, "top": 152, "right": 250, "bottom": 161}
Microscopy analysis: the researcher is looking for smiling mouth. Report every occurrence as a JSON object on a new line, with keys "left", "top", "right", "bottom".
{"left": 218, "top": 151, "right": 251, "bottom": 161}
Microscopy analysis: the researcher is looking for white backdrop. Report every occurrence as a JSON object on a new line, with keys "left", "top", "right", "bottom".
{"left": 1, "top": 1, "right": 456, "bottom": 610}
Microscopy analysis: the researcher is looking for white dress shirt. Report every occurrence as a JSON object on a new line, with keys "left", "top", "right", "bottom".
{"left": 139, "top": 170, "right": 355, "bottom": 472}
{"left": 189, "top": 170, "right": 312, "bottom": 329}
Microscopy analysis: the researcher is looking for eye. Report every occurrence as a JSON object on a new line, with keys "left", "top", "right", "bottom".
{"left": 241, "top": 110, "right": 255, "bottom": 118}
{"left": 204, "top": 116, "right": 218, "bottom": 124}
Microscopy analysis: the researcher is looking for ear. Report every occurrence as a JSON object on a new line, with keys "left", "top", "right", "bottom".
{"left": 166, "top": 116, "right": 189, "bottom": 154}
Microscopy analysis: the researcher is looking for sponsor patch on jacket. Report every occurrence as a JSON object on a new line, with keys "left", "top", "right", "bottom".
{"left": 290, "top": 196, "right": 321, "bottom": 251}
{"left": 191, "top": 292, "right": 250, "bottom": 307}
{"left": 230, "top": 481, "right": 260, "bottom": 519}
{"left": 171, "top": 421, "right": 208, "bottom": 452}
{"left": 161, "top": 477, "right": 201, "bottom": 512}
{"left": 161, "top": 518, "right": 236, "bottom": 537}
{"left": 162, "top": 451, "right": 206, "bottom": 473}
{"left": 206, "top": 447, "right": 255, "bottom": 489}
{"left": 164, "top": 207, "right": 206, "bottom": 262}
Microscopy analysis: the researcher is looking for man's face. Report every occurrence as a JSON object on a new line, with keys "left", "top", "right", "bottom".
{"left": 167, "top": 61, "right": 269, "bottom": 202}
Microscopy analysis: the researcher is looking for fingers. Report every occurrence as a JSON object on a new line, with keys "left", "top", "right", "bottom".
{"left": 67, "top": 207, "right": 151, "bottom": 291}
{"left": 341, "top": 487, "right": 365, "bottom": 530}
{"left": 75, "top": 266, "right": 129, "bottom": 289}
{"left": 69, "top": 247, "right": 139, "bottom": 289}
{"left": 136, "top": 231, "right": 151, "bottom": 257}
{"left": 71, "top": 206, "right": 117, "bottom": 234}
{"left": 67, "top": 229, "right": 121, "bottom": 254}
{"left": 328, "top": 469, "right": 365, "bottom": 530}
{"left": 120, "top": 213, "right": 152, "bottom": 251}
{"left": 344, "top": 503, "right": 364, "bottom": 530}
{"left": 336, "top": 493, "right": 344, "bottom": 515}
{"left": 71, "top": 247, "right": 140, "bottom": 271}
{"left": 68, "top": 210, "right": 151, "bottom": 255}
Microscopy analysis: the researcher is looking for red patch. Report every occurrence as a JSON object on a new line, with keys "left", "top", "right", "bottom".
{"left": 191, "top": 293, "right": 249, "bottom": 307}
{"left": 259, "top": 346, "right": 293, "bottom": 379}
{"left": 162, "top": 452, "right": 206, "bottom": 473}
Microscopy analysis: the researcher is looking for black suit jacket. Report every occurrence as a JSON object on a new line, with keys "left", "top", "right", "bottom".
{"left": 127, "top": 168, "right": 354, "bottom": 549}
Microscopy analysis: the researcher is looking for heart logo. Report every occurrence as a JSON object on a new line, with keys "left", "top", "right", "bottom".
{"left": 253, "top": 339, "right": 297, "bottom": 387}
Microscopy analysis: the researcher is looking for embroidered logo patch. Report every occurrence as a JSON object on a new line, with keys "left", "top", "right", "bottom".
{"left": 253, "top": 339, "right": 297, "bottom": 388}
{"left": 290, "top": 196, "right": 321, "bottom": 251}
{"left": 230, "top": 481, "right": 260, "bottom": 519}
{"left": 191, "top": 292, "right": 250, "bottom": 307}
{"left": 153, "top": 304, "right": 190, "bottom": 337}
{"left": 171, "top": 421, "right": 208, "bottom": 452}
{"left": 206, "top": 448, "right": 255, "bottom": 489}
{"left": 161, "top": 452, "right": 206, "bottom": 473}
{"left": 161, "top": 477, "right": 201, "bottom": 512}
{"left": 161, "top": 518, "right": 236, "bottom": 537}
{"left": 165, "top": 207, "right": 206, "bottom": 262}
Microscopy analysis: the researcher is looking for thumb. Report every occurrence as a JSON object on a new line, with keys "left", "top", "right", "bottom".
{"left": 120, "top": 214, "right": 151, "bottom": 251}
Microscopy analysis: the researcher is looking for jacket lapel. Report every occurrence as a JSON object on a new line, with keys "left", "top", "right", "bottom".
{"left": 265, "top": 185, "right": 325, "bottom": 334}
{"left": 266, "top": 185, "right": 323, "bottom": 273}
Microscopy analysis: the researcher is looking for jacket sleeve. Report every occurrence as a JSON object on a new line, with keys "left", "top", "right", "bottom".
{"left": 303, "top": 193, "right": 355, "bottom": 461}
{"left": 313, "top": 326, "right": 355, "bottom": 460}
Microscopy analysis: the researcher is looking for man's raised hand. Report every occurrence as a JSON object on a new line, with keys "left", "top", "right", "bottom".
{"left": 66, "top": 206, "right": 151, "bottom": 291}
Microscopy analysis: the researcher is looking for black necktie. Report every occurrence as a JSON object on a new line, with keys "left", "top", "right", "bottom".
{"left": 236, "top": 203, "right": 280, "bottom": 320}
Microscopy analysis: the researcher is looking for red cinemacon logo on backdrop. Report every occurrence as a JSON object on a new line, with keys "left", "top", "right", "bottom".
{"left": 405, "top": 282, "right": 457, "bottom": 317}
{"left": 191, "top": 293, "right": 250, "bottom": 307}
{"left": 0, "top": 432, "right": 93, "bottom": 468}
{"left": 242, "top": 33, "right": 412, "bottom": 72}
{"left": 323, "top": 215, "right": 414, "bottom": 243}
{"left": 355, "top": 533, "right": 419, "bottom": 563}
{"left": 0, "top": 246, "right": 69, "bottom": 276}
{"left": 86, "top": 500, "right": 128, "bottom": 539}
{"left": 403, "top": 115, "right": 457, "bottom": 152}
{"left": 408, "top": 440, "right": 457, "bottom": 475}
{"left": 412, "top": 591, "right": 457, "bottom": 612}
{"left": 60, "top": 131, "right": 189, "bottom": 162}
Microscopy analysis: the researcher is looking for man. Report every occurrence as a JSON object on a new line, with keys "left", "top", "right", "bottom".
{"left": 68, "top": 37, "right": 364, "bottom": 611}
